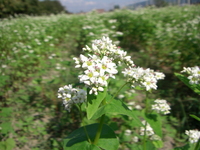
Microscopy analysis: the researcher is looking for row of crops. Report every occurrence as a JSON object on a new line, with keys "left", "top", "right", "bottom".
{"left": 0, "top": 5, "right": 200, "bottom": 150}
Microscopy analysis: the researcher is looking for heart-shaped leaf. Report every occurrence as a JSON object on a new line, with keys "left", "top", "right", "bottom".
{"left": 63, "top": 123, "right": 119, "bottom": 150}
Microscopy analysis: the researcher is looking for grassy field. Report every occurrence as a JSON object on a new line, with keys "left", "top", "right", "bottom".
{"left": 0, "top": 5, "right": 200, "bottom": 150}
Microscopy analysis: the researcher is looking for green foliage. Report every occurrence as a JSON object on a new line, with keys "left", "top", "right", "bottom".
{"left": 0, "top": 0, "right": 67, "bottom": 18}
{"left": 1, "top": 5, "right": 200, "bottom": 150}
{"left": 0, "top": 138, "right": 16, "bottom": 150}
{"left": 91, "top": 94, "right": 141, "bottom": 127}
{"left": 86, "top": 88, "right": 107, "bottom": 120}
{"left": 175, "top": 73, "right": 200, "bottom": 95}
{"left": 63, "top": 123, "right": 119, "bottom": 150}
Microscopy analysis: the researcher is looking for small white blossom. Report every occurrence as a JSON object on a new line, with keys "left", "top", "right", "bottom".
{"left": 181, "top": 66, "right": 200, "bottom": 84}
{"left": 152, "top": 99, "right": 171, "bottom": 114}
{"left": 140, "top": 120, "right": 154, "bottom": 137}
{"left": 132, "top": 136, "right": 139, "bottom": 143}
{"left": 135, "top": 105, "right": 142, "bottom": 110}
{"left": 58, "top": 85, "right": 87, "bottom": 112}
{"left": 125, "top": 129, "right": 132, "bottom": 136}
{"left": 122, "top": 67, "right": 165, "bottom": 91}
{"left": 150, "top": 134, "right": 161, "bottom": 141}
{"left": 185, "top": 129, "right": 200, "bottom": 144}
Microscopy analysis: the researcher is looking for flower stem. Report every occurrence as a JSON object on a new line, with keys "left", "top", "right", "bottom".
{"left": 143, "top": 121, "right": 147, "bottom": 150}
{"left": 194, "top": 139, "right": 200, "bottom": 150}
{"left": 143, "top": 92, "right": 149, "bottom": 150}
{"left": 93, "top": 114, "right": 105, "bottom": 145}
{"left": 93, "top": 98, "right": 107, "bottom": 145}
{"left": 111, "top": 82, "right": 128, "bottom": 101}
{"left": 78, "top": 105, "right": 91, "bottom": 143}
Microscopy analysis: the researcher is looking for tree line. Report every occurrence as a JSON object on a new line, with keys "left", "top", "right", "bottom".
{"left": 0, "top": 0, "right": 69, "bottom": 18}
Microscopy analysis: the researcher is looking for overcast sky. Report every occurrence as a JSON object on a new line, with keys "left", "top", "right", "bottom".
{"left": 59, "top": 0, "right": 139, "bottom": 13}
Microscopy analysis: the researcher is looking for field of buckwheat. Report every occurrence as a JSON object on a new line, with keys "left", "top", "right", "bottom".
{"left": 0, "top": 5, "right": 200, "bottom": 150}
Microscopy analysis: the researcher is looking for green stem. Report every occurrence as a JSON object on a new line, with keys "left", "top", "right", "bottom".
{"left": 93, "top": 114, "right": 105, "bottom": 145}
{"left": 93, "top": 99, "right": 107, "bottom": 145}
{"left": 145, "top": 92, "right": 149, "bottom": 113}
{"left": 194, "top": 139, "right": 200, "bottom": 150}
{"left": 111, "top": 82, "right": 128, "bottom": 102}
{"left": 78, "top": 105, "right": 91, "bottom": 143}
{"left": 143, "top": 92, "right": 149, "bottom": 150}
{"left": 143, "top": 120, "right": 147, "bottom": 150}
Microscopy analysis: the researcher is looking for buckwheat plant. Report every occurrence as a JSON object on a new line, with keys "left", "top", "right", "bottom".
{"left": 175, "top": 66, "right": 200, "bottom": 150}
{"left": 185, "top": 130, "right": 200, "bottom": 144}
{"left": 58, "top": 37, "right": 167, "bottom": 150}
{"left": 181, "top": 66, "right": 200, "bottom": 84}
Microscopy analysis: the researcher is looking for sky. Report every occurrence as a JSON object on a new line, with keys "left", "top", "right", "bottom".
{"left": 59, "top": 0, "right": 139, "bottom": 13}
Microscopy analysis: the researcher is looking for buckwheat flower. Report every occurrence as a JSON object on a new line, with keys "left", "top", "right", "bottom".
{"left": 141, "top": 77, "right": 157, "bottom": 91}
{"left": 125, "top": 129, "right": 132, "bottom": 136}
{"left": 132, "top": 136, "right": 139, "bottom": 143}
{"left": 185, "top": 129, "right": 200, "bottom": 144}
{"left": 82, "top": 36, "right": 134, "bottom": 67}
{"left": 150, "top": 134, "right": 161, "bottom": 141}
{"left": 122, "top": 67, "right": 165, "bottom": 91}
{"left": 73, "top": 57, "right": 81, "bottom": 68}
{"left": 118, "top": 94, "right": 125, "bottom": 99}
{"left": 152, "top": 99, "right": 171, "bottom": 114}
{"left": 135, "top": 105, "right": 142, "bottom": 110}
{"left": 74, "top": 50, "right": 118, "bottom": 95}
{"left": 58, "top": 85, "right": 87, "bottom": 112}
{"left": 140, "top": 120, "right": 154, "bottom": 137}
{"left": 181, "top": 66, "right": 200, "bottom": 84}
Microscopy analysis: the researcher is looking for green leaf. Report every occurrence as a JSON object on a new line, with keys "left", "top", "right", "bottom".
{"left": 5, "top": 138, "right": 15, "bottom": 150}
{"left": 86, "top": 88, "right": 107, "bottom": 120}
{"left": 152, "top": 140, "right": 163, "bottom": 148}
{"left": 91, "top": 94, "right": 142, "bottom": 126}
{"left": 143, "top": 112, "right": 162, "bottom": 138}
{"left": 174, "top": 73, "right": 200, "bottom": 95}
{"left": 0, "top": 122, "right": 14, "bottom": 134}
{"left": 190, "top": 114, "right": 200, "bottom": 122}
{"left": 63, "top": 123, "right": 119, "bottom": 150}
{"left": 0, "top": 138, "right": 15, "bottom": 150}
{"left": 0, "top": 141, "right": 6, "bottom": 150}
{"left": 1, "top": 108, "right": 12, "bottom": 117}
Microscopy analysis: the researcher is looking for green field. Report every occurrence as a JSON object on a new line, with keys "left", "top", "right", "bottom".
{"left": 0, "top": 5, "right": 200, "bottom": 150}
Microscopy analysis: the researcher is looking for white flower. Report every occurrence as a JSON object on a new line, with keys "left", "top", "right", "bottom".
{"left": 135, "top": 105, "right": 142, "bottom": 110}
{"left": 132, "top": 136, "right": 139, "bottom": 143}
{"left": 152, "top": 99, "right": 171, "bottom": 114}
{"left": 125, "top": 129, "right": 132, "bottom": 136}
{"left": 181, "top": 66, "right": 200, "bottom": 84}
{"left": 150, "top": 134, "right": 161, "bottom": 141}
{"left": 122, "top": 67, "right": 165, "bottom": 91}
{"left": 58, "top": 85, "right": 87, "bottom": 112}
{"left": 185, "top": 129, "right": 200, "bottom": 143}
{"left": 140, "top": 120, "right": 154, "bottom": 137}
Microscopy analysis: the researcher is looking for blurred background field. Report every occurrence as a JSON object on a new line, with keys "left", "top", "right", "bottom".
{"left": 0, "top": 1, "right": 200, "bottom": 149}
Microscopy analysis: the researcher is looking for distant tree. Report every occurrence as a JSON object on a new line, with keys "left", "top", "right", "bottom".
{"left": 39, "top": 0, "right": 66, "bottom": 15}
{"left": 114, "top": 5, "right": 120, "bottom": 9}
{"left": 0, "top": 0, "right": 68, "bottom": 18}
{"left": 154, "top": 0, "right": 168, "bottom": 7}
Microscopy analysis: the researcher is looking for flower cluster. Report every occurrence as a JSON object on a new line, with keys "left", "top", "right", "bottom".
{"left": 152, "top": 99, "right": 171, "bottom": 115}
{"left": 181, "top": 66, "right": 200, "bottom": 84}
{"left": 74, "top": 36, "right": 136, "bottom": 95}
{"left": 58, "top": 85, "right": 87, "bottom": 112}
{"left": 73, "top": 36, "right": 165, "bottom": 94}
{"left": 122, "top": 67, "right": 165, "bottom": 91}
{"left": 140, "top": 120, "right": 155, "bottom": 137}
{"left": 185, "top": 129, "right": 200, "bottom": 144}
{"left": 140, "top": 120, "right": 161, "bottom": 141}
{"left": 82, "top": 36, "right": 134, "bottom": 67}
{"left": 74, "top": 54, "right": 118, "bottom": 95}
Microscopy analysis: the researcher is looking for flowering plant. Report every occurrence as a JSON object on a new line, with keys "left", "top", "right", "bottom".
{"left": 175, "top": 67, "right": 200, "bottom": 150}
{"left": 58, "top": 37, "right": 171, "bottom": 150}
